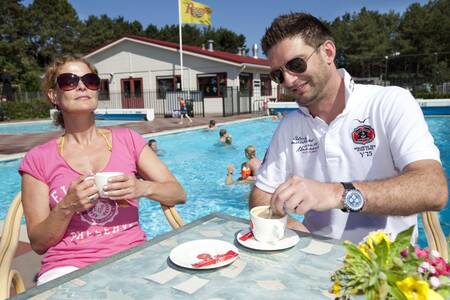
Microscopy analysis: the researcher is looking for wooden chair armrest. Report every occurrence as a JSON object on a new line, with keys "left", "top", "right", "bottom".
{"left": 0, "top": 192, "right": 25, "bottom": 298}
{"left": 161, "top": 204, "right": 185, "bottom": 229}
{"left": 422, "top": 211, "right": 448, "bottom": 262}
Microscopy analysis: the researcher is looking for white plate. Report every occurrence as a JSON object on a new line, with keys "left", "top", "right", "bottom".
{"left": 169, "top": 239, "right": 239, "bottom": 270}
{"left": 236, "top": 228, "right": 300, "bottom": 251}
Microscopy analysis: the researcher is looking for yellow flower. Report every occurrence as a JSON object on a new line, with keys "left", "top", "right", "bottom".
{"left": 396, "top": 277, "right": 443, "bottom": 300}
{"left": 358, "top": 231, "right": 392, "bottom": 258}
{"left": 331, "top": 282, "right": 341, "bottom": 295}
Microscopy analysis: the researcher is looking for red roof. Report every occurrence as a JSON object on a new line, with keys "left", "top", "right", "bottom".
{"left": 86, "top": 34, "right": 269, "bottom": 67}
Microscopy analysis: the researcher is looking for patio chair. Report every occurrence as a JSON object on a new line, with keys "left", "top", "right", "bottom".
{"left": 422, "top": 211, "right": 448, "bottom": 261}
{"left": 0, "top": 192, "right": 25, "bottom": 299}
{"left": 161, "top": 204, "right": 185, "bottom": 229}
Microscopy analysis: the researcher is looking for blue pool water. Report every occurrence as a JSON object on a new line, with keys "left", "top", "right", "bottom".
{"left": 0, "top": 117, "right": 449, "bottom": 246}
{"left": 0, "top": 120, "right": 135, "bottom": 135}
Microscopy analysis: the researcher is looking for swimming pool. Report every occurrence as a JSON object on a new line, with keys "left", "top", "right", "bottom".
{"left": 0, "top": 118, "right": 449, "bottom": 246}
{"left": 0, "top": 120, "right": 135, "bottom": 135}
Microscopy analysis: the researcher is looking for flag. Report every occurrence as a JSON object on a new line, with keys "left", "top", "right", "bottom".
{"left": 181, "top": 0, "right": 212, "bottom": 25}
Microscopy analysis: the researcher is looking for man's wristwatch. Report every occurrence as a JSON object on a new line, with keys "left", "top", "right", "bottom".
{"left": 341, "top": 182, "right": 365, "bottom": 212}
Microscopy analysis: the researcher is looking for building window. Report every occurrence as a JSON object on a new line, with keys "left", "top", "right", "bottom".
{"left": 197, "top": 73, "right": 227, "bottom": 97}
{"left": 156, "top": 76, "right": 181, "bottom": 98}
{"left": 98, "top": 79, "right": 110, "bottom": 101}
{"left": 260, "top": 74, "right": 272, "bottom": 96}
{"left": 239, "top": 72, "right": 253, "bottom": 97}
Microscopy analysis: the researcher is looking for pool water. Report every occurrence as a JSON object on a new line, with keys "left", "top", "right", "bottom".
{"left": 0, "top": 118, "right": 449, "bottom": 246}
{"left": 0, "top": 120, "right": 134, "bottom": 135}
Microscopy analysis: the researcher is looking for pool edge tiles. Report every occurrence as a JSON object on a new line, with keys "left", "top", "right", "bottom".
{"left": 141, "top": 116, "right": 269, "bottom": 139}
{"left": 0, "top": 116, "right": 270, "bottom": 161}
{"left": 0, "top": 153, "right": 27, "bottom": 163}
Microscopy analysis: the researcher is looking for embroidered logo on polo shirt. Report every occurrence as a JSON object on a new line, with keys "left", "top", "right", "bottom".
{"left": 292, "top": 135, "right": 319, "bottom": 153}
{"left": 352, "top": 124, "right": 375, "bottom": 145}
{"left": 352, "top": 118, "right": 377, "bottom": 158}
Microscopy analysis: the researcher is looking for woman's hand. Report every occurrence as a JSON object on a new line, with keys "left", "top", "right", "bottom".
{"left": 102, "top": 174, "right": 147, "bottom": 200}
{"left": 58, "top": 175, "right": 99, "bottom": 214}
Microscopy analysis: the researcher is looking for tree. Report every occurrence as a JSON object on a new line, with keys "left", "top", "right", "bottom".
{"left": 27, "top": 0, "right": 82, "bottom": 67}
{"left": 0, "top": 0, "right": 40, "bottom": 91}
{"left": 79, "top": 15, "right": 144, "bottom": 53}
{"left": 145, "top": 24, "right": 159, "bottom": 39}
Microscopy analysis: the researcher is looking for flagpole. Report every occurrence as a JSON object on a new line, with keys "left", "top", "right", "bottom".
{"left": 178, "top": 0, "right": 184, "bottom": 91}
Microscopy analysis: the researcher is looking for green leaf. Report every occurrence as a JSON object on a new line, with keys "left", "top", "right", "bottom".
{"left": 388, "top": 285, "right": 408, "bottom": 300}
{"left": 386, "top": 271, "right": 407, "bottom": 284}
{"left": 374, "top": 239, "right": 389, "bottom": 268}
{"left": 345, "top": 243, "right": 372, "bottom": 264}
{"left": 391, "top": 226, "right": 414, "bottom": 256}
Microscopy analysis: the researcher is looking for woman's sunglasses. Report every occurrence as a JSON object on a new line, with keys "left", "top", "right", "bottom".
{"left": 269, "top": 45, "right": 321, "bottom": 84}
{"left": 56, "top": 73, "right": 101, "bottom": 91}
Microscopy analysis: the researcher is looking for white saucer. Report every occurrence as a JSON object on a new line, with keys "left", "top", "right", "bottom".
{"left": 236, "top": 228, "right": 300, "bottom": 251}
{"left": 169, "top": 239, "right": 239, "bottom": 270}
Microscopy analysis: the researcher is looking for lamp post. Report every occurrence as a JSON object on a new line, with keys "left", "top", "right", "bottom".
{"left": 384, "top": 52, "right": 400, "bottom": 87}
{"left": 384, "top": 56, "right": 388, "bottom": 86}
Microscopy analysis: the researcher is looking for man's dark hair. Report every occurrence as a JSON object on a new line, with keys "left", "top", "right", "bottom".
{"left": 219, "top": 128, "right": 227, "bottom": 137}
{"left": 148, "top": 139, "right": 156, "bottom": 146}
{"left": 261, "top": 12, "right": 334, "bottom": 55}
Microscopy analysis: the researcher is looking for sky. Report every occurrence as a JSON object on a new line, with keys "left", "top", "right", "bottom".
{"left": 24, "top": 0, "right": 429, "bottom": 57}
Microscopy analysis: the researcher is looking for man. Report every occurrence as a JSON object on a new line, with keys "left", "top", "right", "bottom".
{"left": 245, "top": 145, "right": 262, "bottom": 175}
{"left": 219, "top": 128, "right": 230, "bottom": 143}
{"left": 250, "top": 13, "right": 448, "bottom": 243}
{"left": 178, "top": 96, "right": 192, "bottom": 125}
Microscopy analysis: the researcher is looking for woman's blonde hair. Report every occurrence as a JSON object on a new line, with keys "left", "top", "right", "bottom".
{"left": 43, "top": 55, "right": 98, "bottom": 128}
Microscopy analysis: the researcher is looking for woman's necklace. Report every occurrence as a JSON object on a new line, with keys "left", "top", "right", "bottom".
{"left": 58, "top": 129, "right": 112, "bottom": 155}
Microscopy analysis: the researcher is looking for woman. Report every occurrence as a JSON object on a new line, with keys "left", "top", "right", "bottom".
{"left": 19, "top": 55, "right": 186, "bottom": 285}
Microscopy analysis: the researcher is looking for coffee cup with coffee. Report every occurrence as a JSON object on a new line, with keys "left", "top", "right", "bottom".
{"left": 94, "top": 172, "right": 124, "bottom": 198}
{"left": 250, "top": 205, "right": 287, "bottom": 243}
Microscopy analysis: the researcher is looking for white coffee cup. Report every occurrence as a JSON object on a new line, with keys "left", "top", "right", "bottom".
{"left": 94, "top": 172, "right": 124, "bottom": 198}
{"left": 250, "top": 205, "right": 287, "bottom": 243}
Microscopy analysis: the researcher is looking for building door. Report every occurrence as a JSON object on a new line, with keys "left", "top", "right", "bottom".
{"left": 121, "top": 77, "right": 144, "bottom": 108}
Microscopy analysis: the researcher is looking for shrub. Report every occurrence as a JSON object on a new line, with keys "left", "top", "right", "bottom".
{"left": 414, "top": 92, "right": 450, "bottom": 99}
{"left": 0, "top": 99, "right": 52, "bottom": 121}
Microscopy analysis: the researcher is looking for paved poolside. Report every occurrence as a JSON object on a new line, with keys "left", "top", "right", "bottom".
{"left": 0, "top": 113, "right": 264, "bottom": 159}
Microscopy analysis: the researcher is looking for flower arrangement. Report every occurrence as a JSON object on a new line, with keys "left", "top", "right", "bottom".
{"left": 331, "top": 226, "right": 450, "bottom": 299}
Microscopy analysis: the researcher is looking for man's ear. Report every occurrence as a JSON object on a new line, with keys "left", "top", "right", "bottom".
{"left": 322, "top": 40, "right": 336, "bottom": 65}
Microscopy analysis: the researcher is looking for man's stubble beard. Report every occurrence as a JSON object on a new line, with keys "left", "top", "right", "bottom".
{"left": 295, "top": 59, "right": 332, "bottom": 108}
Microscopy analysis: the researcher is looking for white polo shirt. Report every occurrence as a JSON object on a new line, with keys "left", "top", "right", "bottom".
{"left": 256, "top": 69, "right": 441, "bottom": 243}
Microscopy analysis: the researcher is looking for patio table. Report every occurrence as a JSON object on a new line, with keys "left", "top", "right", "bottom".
{"left": 13, "top": 213, "right": 346, "bottom": 299}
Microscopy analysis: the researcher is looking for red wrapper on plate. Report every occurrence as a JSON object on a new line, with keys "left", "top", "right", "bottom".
{"left": 191, "top": 250, "right": 238, "bottom": 268}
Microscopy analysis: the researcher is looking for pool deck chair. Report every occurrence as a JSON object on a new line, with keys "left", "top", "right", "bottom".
{"left": 161, "top": 205, "right": 185, "bottom": 229}
{"left": 0, "top": 192, "right": 25, "bottom": 299}
{"left": 422, "top": 211, "right": 448, "bottom": 262}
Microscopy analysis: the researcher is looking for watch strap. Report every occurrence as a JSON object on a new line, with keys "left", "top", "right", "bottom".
{"left": 341, "top": 182, "right": 355, "bottom": 190}
{"left": 341, "top": 182, "right": 354, "bottom": 212}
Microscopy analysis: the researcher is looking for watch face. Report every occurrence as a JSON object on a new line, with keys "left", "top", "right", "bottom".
{"left": 345, "top": 190, "right": 364, "bottom": 211}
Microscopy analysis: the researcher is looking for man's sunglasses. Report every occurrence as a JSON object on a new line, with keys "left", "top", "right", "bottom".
{"left": 56, "top": 73, "right": 101, "bottom": 91}
{"left": 269, "top": 45, "right": 321, "bottom": 84}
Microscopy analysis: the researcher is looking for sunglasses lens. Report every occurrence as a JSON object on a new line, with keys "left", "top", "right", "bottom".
{"left": 56, "top": 73, "right": 79, "bottom": 91}
{"left": 56, "top": 73, "right": 100, "bottom": 91}
{"left": 286, "top": 57, "right": 307, "bottom": 73}
{"left": 269, "top": 69, "right": 284, "bottom": 84}
{"left": 81, "top": 73, "right": 100, "bottom": 91}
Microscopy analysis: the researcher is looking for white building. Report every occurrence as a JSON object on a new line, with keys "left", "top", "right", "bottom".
{"left": 84, "top": 35, "right": 275, "bottom": 116}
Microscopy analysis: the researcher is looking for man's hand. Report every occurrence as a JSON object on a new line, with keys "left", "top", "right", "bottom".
{"left": 270, "top": 176, "right": 343, "bottom": 216}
